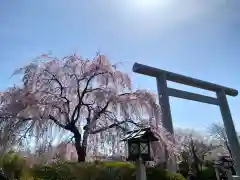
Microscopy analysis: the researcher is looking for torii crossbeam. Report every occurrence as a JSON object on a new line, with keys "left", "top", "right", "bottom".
{"left": 133, "top": 62, "right": 240, "bottom": 175}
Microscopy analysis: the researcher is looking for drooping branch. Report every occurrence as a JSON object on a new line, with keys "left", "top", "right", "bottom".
{"left": 86, "top": 92, "right": 140, "bottom": 132}
{"left": 52, "top": 104, "right": 70, "bottom": 123}
{"left": 71, "top": 71, "right": 111, "bottom": 123}
{"left": 17, "top": 121, "right": 35, "bottom": 141}
{"left": 88, "top": 101, "right": 110, "bottom": 128}
{"left": 89, "top": 119, "right": 142, "bottom": 134}
{"left": 48, "top": 115, "right": 66, "bottom": 129}
{"left": 44, "top": 70, "right": 70, "bottom": 112}
{"left": 44, "top": 70, "right": 64, "bottom": 96}
{"left": 82, "top": 102, "right": 93, "bottom": 124}
{"left": 70, "top": 74, "right": 82, "bottom": 123}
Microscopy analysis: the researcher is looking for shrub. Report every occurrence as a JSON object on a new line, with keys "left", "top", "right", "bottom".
{"left": 177, "top": 161, "right": 189, "bottom": 178}
{"left": 198, "top": 166, "right": 217, "bottom": 180}
{"left": 31, "top": 161, "right": 185, "bottom": 180}
{"left": 147, "top": 167, "right": 185, "bottom": 180}
{"left": 0, "top": 151, "right": 29, "bottom": 179}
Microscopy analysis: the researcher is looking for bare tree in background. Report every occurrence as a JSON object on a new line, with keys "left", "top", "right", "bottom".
{"left": 175, "top": 129, "right": 218, "bottom": 176}
{"left": 208, "top": 123, "right": 234, "bottom": 158}
{"left": 0, "top": 53, "right": 169, "bottom": 162}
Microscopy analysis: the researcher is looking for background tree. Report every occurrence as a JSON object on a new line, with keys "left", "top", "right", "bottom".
{"left": 175, "top": 129, "right": 218, "bottom": 176}
{"left": 0, "top": 53, "right": 165, "bottom": 162}
{"left": 208, "top": 122, "right": 234, "bottom": 158}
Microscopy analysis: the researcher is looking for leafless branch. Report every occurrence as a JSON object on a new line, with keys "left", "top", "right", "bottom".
{"left": 66, "top": 135, "right": 75, "bottom": 144}
{"left": 17, "top": 122, "right": 34, "bottom": 141}
{"left": 49, "top": 115, "right": 66, "bottom": 129}
{"left": 89, "top": 119, "right": 141, "bottom": 134}
{"left": 82, "top": 102, "right": 93, "bottom": 124}
{"left": 71, "top": 71, "right": 111, "bottom": 123}
{"left": 93, "top": 101, "right": 110, "bottom": 120}
{"left": 52, "top": 104, "right": 70, "bottom": 123}
{"left": 44, "top": 70, "right": 71, "bottom": 111}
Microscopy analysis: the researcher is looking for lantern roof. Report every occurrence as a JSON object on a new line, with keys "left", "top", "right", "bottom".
{"left": 215, "top": 155, "right": 233, "bottom": 166}
{"left": 121, "top": 127, "right": 158, "bottom": 142}
{"left": 218, "top": 155, "right": 232, "bottom": 162}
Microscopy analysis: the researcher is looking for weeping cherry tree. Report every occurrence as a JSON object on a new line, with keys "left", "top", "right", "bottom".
{"left": 0, "top": 53, "right": 168, "bottom": 162}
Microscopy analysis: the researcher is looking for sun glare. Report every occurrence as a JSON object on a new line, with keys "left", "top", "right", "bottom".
{"left": 132, "top": 0, "right": 167, "bottom": 10}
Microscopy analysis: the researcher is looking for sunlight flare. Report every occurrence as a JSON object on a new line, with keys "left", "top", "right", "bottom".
{"left": 131, "top": 0, "right": 170, "bottom": 10}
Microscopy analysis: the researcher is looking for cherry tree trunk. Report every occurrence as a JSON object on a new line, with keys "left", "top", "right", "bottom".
{"left": 74, "top": 132, "right": 86, "bottom": 162}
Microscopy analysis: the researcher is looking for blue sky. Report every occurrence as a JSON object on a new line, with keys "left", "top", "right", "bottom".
{"left": 0, "top": 0, "right": 240, "bottom": 133}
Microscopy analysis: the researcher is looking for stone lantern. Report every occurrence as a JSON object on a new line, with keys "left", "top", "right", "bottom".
{"left": 215, "top": 155, "right": 235, "bottom": 180}
{"left": 121, "top": 127, "right": 159, "bottom": 180}
{"left": 121, "top": 127, "right": 158, "bottom": 162}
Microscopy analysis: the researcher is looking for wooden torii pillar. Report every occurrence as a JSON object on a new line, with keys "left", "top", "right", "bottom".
{"left": 133, "top": 62, "right": 240, "bottom": 175}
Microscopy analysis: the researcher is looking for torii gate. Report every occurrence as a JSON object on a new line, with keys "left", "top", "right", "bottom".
{"left": 133, "top": 62, "right": 240, "bottom": 176}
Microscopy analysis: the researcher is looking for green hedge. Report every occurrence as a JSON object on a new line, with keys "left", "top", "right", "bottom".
{"left": 0, "top": 152, "right": 185, "bottom": 180}
{"left": 0, "top": 151, "right": 30, "bottom": 179}
{"left": 198, "top": 167, "right": 217, "bottom": 180}
{"left": 31, "top": 161, "right": 186, "bottom": 180}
